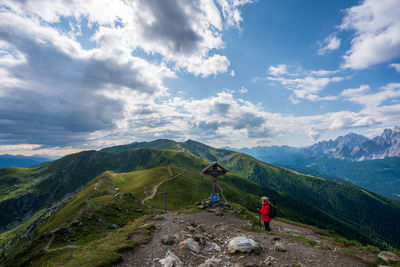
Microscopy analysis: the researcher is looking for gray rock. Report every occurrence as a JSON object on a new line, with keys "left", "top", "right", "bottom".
{"left": 108, "top": 223, "right": 119, "bottom": 229}
{"left": 71, "top": 220, "right": 83, "bottom": 227}
{"left": 97, "top": 216, "right": 106, "bottom": 224}
{"left": 178, "top": 238, "right": 200, "bottom": 253}
{"left": 263, "top": 256, "right": 277, "bottom": 265}
{"left": 161, "top": 235, "right": 176, "bottom": 245}
{"left": 136, "top": 209, "right": 143, "bottom": 213}
{"left": 199, "top": 257, "right": 222, "bottom": 267}
{"left": 187, "top": 225, "right": 196, "bottom": 232}
{"left": 159, "top": 250, "right": 183, "bottom": 267}
{"left": 227, "top": 236, "right": 261, "bottom": 254}
{"left": 378, "top": 251, "right": 400, "bottom": 263}
{"left": 273, "top": 241, "right": 286, "bottom": 252}
{"left": 207, "top": 242, "right": 222, "bottom": 252}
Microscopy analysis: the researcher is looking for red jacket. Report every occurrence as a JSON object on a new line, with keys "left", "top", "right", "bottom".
{"left": 258, "top": 202, "right": 271, "bottom": 222}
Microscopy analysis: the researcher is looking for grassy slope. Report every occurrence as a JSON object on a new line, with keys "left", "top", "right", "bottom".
{"left": 2, "top": 140, "right": 400, "bottom": 259}
{"left": 103, "top": 139, "right": 400, "bottom": 248}
{"left": 5, "top": 160, "right": 387, "bottom": 267}
{"left": 285, "top": 156, "right": 400, "bottom": 200}
{"left": 2, "top": 166, "right": 174, "bottom": 266}
{"left": 0, "top": 164, "right": 255, "bottom": 266}
{"left": 0, "top": 167, "right": 37, "bottom": 201}
{"left": 220, "top": 152, "right": 400, "bottom": 248}
{"left": 0, "top": 148, "right": 207, "bottom": 232}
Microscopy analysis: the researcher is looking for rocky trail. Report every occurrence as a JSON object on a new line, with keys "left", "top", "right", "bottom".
{"left": 143, "top": 167, "right": 185, "bottom": 203}
{"left": 112, "top": 208, "right": 378, "bottom": 267}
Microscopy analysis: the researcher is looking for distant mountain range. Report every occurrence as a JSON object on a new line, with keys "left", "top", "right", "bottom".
{"left": 231, "top": 126, "right": 400, "bottom": 200}
{"left": 0, "top": 154, "right": 51, "bottom": 168}
{"left": 234, "top": 126, "right": 400, "bottom": 162}
{"left": 299, "top": 126, "right": 400, "bottom": 161}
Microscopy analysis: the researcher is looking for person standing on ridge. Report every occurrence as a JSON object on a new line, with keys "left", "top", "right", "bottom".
{"left": 258, "top": 196, "right": 271, "bottom": 231}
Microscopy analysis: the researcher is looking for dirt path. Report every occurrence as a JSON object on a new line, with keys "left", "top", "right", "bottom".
{"left": 142, "top": 169, "right": 185, "bottom": 203}
{"left": 113, "top": 210, "right": 375, "bottom": 267}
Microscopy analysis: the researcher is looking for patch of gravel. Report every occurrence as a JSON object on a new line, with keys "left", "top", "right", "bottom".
{"left": 112, "top": 210, "right": 375, "bottom": 267}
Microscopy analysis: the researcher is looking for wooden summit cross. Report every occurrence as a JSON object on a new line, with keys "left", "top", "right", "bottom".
{"left": 201, "top": 162, "right": 228, "bottom": 203}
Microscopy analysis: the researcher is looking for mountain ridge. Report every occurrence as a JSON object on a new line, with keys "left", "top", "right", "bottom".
{"left": 1, "top": 139, "right": 400, "bottom": 258}
{"left": 233, "top": 126, "right": 400, "bottom": 162}
{"left": 96, "top": 139, "right": 400, "bottom": 248}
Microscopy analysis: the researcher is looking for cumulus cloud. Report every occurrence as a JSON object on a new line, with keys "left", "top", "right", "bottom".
{"left": 390, "top": 63, "right": 400, "bottom": 72}
{"left": 238, "top": 87, "right": 248, "bottom": 93}
{"left": 308, "top": 128, "right": 321, "bottom": 142}
{"left": 326, "top": 111, "right": 378, "bottom": 130}
{"left": 267, "top": 65, "right": 343, "bottom": 103}
{"left": 268, "top": 64, "right": 288, "bottom": 76}
{"left": 341, "top": 83, "right": 400, "bottom": 107}
{"left": 216, "top": 0, "right": 254, "bottom": 29}
{"left": 304, "top": 83, "right": 400, "bottom": 139}
{"left": 317, "top": 35, "right": 341, "bottom": 55}
{"left": 0, "top": 0, "right": 253, "bottom": 148}
{"left": 340, "top": 0, "right": 400, "bottom": 69}
{"left": 0, "top": 8, "right": 175, "bottom": 145}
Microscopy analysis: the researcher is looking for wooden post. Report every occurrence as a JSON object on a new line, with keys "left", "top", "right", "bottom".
{"left": 212, "top": 175, "right": 217, "bottom": 194}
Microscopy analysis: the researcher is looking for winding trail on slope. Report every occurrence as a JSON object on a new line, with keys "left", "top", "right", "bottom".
{"left": 142, "top": 167, "right": 185, "bottom": 203}
{"left": 44, "top": 167, "right": 183, "bottom": 252}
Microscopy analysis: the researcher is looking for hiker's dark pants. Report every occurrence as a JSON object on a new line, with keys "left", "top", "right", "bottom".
{"left": 264, "top": 221, "right": 270, "bottom": 231}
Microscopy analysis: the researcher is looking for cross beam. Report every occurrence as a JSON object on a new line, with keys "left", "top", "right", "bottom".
{"left": 201, "top": 162, "right": 228, "bottom": 195}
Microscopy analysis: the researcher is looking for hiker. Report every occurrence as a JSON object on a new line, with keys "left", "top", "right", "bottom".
{"left": 258, "top": 196, "right": 271, "bottom": 231}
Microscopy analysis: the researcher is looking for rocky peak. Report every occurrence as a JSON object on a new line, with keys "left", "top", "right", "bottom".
{"left": 335, "top": 132, "right": 369, "bottom": 148}
{"left": 373, "top": 127, "right": 400, "bottom": 145}
{"left": 298, "top": 126, "right": 400, "bottom": 161}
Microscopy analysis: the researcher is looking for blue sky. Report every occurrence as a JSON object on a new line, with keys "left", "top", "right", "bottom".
{"left": 0, "top": 0, "right": 400, "bottom": 156}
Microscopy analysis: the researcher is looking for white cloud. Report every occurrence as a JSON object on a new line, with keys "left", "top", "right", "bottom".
{"left": 308, "top": 128, "right": 321, "bottom": 142}
{"left": 340, "top": 85, "right": 370, "bottom": 99}
{"left": 268, "top": 64, "right": 288, "bottom": 76}
{"left": 216, "top": 0, "right": 254, "bottom": 29}
{"left": 317, "top": 35, "right": 341, "bottom": 55}
{"left": 326, "top": 111, "right": 378, "bottom": 131}
{"left": 0, "top": 0, "right": 253, "bottom": 148}
{"left": 238, "top": 86, "right": 248, "bottom": 93}
{"left": 340, "top": 0, "right": 400, "bottom": 69}
{"left": 341, "top": 83, "right": 400, "bottom": 107}
{"left": 267, "top": 65, "right": 343, "bottom": 103}
{"left": 181, "top": 54, "right": 230, "bottom": 78}
{"left": 390, "top": 63, "right": 400, "bottom": 72}
{"left": 1, "top": 0, "right": 245, "bottom": 78}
